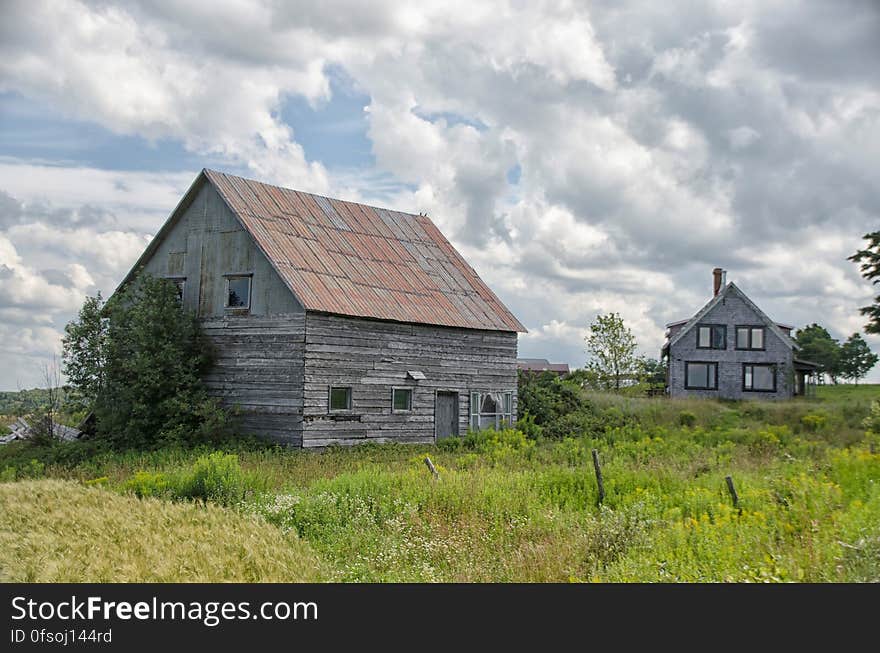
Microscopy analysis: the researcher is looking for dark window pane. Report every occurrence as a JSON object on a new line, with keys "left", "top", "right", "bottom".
{"left": 480, "top": 394, "right": 497, "bottom": 413}
{"left": 712, "top": 326, "right": 725, "bottom": 349}
{"left": 227, "top": 276, "right": 251, "bottom": 308}
{"left": 708, "top": 363, "right": 716, "bottom": 388}
{"left": 172, "top": 279, "right": 185, "bottom": 303}
{"left": 330, "top": 387, "right": 351, "bottom": 410}
{"left": 393, "top": 388, "right": 412, "bottom": 411}
{"left": 751, "top": 328, "right": 764, "bottom": 349}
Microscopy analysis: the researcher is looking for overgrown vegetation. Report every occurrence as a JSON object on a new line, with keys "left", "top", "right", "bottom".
{"left": 2, "top": 385, "right": 877, "bottom": 582}
{"left": 62, "top": 275, "right": 231, "bottom": 448}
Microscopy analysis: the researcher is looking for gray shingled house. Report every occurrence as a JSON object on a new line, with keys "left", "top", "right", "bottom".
{"left": 662, "top": 269, "right": 817, "bottom": 400}
{"left": 118, "top": 169, "right": 526, "bottom": 447}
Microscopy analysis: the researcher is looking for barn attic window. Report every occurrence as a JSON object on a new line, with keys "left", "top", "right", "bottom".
{"left": 469, "top": 391, "right": 514, "bottom": 430}
{"left": 225, "top": 275, "right": 252, "bottom": 309}
{"left": 166, "top": 277, "right": 185, "bottom": 303}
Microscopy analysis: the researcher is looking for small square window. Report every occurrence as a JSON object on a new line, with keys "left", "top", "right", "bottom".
{"left": 736, "top": 326, "right": 765, "bottom": 350}
{"left": 329, "top": 386, "right": 352, "bottom": 411}
{"left": 226, "top": 275, "right": 251, "bottom": 309}
{"left": 392, "top": 388, "right": 412, "bottom": 411}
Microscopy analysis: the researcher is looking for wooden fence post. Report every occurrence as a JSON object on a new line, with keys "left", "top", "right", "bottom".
{"left": 424, "top": 456, "right": 439, "bottom": 480}
{"left": 725, "top": 475, "right": 739, "bottom": 508}
{"left": 591, "top": 449, "right": 605, "bottom": 505}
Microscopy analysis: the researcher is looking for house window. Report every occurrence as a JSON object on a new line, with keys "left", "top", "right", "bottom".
{"left": 329, "top": 386, "right": 352, "bottom": 411}
{"left": 685, "top": 362, "right": 718, "bottom": 390}
{"left": 392, "top": 387, "right": 412, "bottom": 412}
{"left": 469, "top": 391, "right": 514, "bottom": 430}
{"left": 743, "top": 364, "right": 776, "bottom": 392}
{"left": 697, "top": 324, "right": 726, "bottom": 349}
{"left": 226, "top": 275, "right": 252, "bottom": 309}
{"left": 736, "top": 326, "right": 765, "bottom": 350}
{"left": 166, "top": 277, "right": 185, "bottom": 303}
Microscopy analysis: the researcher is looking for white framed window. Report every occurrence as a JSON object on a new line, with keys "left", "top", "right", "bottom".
{"left": 392, "top": 387, "right": 413, "bottom": 412}
{"left": 329, "top": 386, "right": 352, "bottom": 411}
{"left": 469, "top": 391, "right": 514, "bottom": 430}
{"left": 225, "top": 274, "right": 252, "bottom": 309}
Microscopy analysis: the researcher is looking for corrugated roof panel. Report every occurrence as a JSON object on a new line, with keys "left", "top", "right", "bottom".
{"left": 203, "top": 169, "right": 525, "bottom": 332}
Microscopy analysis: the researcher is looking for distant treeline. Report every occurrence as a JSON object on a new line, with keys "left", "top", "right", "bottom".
{"left": 0, "top": 388, "right": 70, "bottom": 418}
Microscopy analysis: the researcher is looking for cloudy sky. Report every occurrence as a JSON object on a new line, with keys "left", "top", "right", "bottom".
{"left": 1, "top": 0, "right": 879, "bottom": 389}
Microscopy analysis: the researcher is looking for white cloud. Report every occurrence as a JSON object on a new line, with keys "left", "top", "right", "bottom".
{"left": 1, "top": 0, "right": 879, "bottom": 387}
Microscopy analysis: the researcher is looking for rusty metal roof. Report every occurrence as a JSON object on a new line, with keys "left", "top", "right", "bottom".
{"left": 203, "top": 169, "right": 525, "bottom": 332}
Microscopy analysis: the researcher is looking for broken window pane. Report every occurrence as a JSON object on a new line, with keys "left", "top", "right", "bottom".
{"left": 227, "top": 276, "right": 251, "bottom": 308}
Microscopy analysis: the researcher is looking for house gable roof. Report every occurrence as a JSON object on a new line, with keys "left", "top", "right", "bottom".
{"left": 665, "top": 282, "right": 796, "bottom": 351}
{"left": 120, "top": 169, "right": 526, "bottom": 332}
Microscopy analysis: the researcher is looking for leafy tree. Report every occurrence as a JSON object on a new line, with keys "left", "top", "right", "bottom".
{"left": 794, "top": 324, "right": 842, "bottom": 383}
{"left": 62, "top": 293, "right": 107, "bottom": 412}
{"left": 849, "top": 231, "right": 880, "bottom": 334}
{"left": 637, "top": 356, "right": 667, "bottom": 388}
{"left": 839, "top": 333, "right": 878, "bottom": 384}
{"left": 584, "top": 312, "right": 639, "bottom": 390}
{"left": 517, "top": 370, "right": 585, "bottom": 425}
{"left": 62, "top": 275, "right": 227, "bottom": 448}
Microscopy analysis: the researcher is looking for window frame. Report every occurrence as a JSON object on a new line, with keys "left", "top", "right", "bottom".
{"left": 328, "top": 386, "right": 353, "bottom": 412}
{"left": 165, "top": 276, "right": 186, "bottom": 304}
{"left": 469, "top": 391, "right": 514, "bottom": 430}
{"left": 742, "top": 363, "right": 777, "bottom": 393}
{"left": 735, "top": 325, "right": 766, "bottom": 351}
{"left": 224, "top": 273, "right": 253, "bottom": 310}
{"left": 696, "top": 323, "right": 727, "bottom": 350}
{"left": 684, "top": 361, "right": 719, "bottom": 390}
{"left": 391, "top": 387, "right": 413, "bottom": 413}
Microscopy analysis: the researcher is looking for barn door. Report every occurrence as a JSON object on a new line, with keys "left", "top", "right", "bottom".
{"left": 435, "top": 391, "right": 459, "bottom": 441}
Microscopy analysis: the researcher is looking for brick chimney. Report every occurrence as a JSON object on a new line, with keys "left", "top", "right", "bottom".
{"left": 713, "top": 268, "right": 724, "bottom": 296}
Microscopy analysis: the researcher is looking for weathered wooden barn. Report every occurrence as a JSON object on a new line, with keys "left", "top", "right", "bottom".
{"left": 119, "top": 169, "right": 525, "bottom": 447}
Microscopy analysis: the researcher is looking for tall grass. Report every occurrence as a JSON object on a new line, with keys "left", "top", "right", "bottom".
{"left": 0, "top": 479, "right": 326, "bottom": 582}
{"left": 1, "top": 386, "right": 878, "bottom": 582}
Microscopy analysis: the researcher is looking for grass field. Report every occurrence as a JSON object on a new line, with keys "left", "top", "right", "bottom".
{"left": 1, "top": 384, "right": 878, "bottom": 582}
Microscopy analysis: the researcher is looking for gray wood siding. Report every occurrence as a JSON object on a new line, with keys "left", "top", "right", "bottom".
{"left": 668, "top": 291, "right": 794, "bottom": 400}
{"left": 301, "top": 313, "right": 518, "bottom": 447}
{"left": 140, "top": 183, "right": 304, "bottom": 317}
{"left": 201, "top": 313, "right": 305, "bottom": 446}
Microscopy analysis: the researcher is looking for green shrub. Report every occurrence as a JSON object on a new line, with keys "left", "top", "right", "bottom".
{"left": 516, "top": 411, "right": 543, "bottom": 439}
{"left": 517, "top": 371, "right": 589, "bottom": 425}
{"left": 175, "top": 452, "right": 249, "bottom": 505}
{"left": 678, "top": 411, "right": 697, "bottom": 428}
{"left": 124, "top": 470, "right": 171, "bottom": 498}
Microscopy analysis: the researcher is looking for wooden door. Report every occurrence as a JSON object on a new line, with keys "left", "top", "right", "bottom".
{"left": 435, "top": 391, "right": 459, "bottom": 441}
